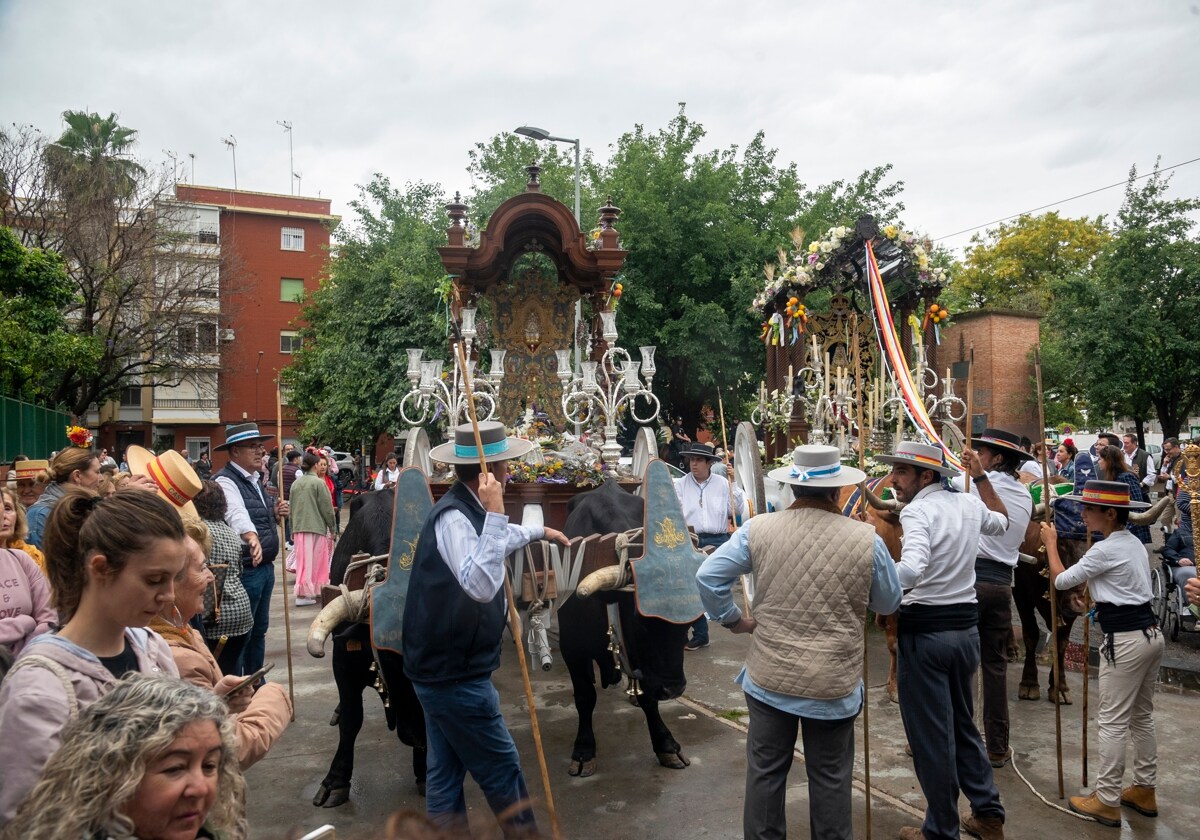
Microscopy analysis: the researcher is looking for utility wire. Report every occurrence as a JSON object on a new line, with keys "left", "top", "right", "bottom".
{"left": 935, "top": 155, "right": 1200, "bottom": 242}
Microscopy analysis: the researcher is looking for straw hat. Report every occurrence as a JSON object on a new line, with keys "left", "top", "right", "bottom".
{"left": 766, "top": 444, "right": 866, "bottom": 487}
{"left": 875, "top": 440, "right": 960, "bottom": 477}
{"left": 126, "top": 446, "right": 202, "bottom": 520}
{"left": 1060, "top": 479, "right": 1150, "bottom": 509}
{"left": 428, "top": 421, "right": 534, "bottom": 465}
{"left": 213, "top": 422, "right": 275, "bottom": 452}
{"left": 10, "top": 459, "right": 48, "bottom": 482}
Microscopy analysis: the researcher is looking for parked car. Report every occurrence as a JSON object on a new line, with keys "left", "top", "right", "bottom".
{"left": 330, "top": 450, "right": 355, "bottom": 480}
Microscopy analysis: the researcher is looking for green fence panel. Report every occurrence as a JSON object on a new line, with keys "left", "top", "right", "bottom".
{"left": 1, "top": 396, "right": 73, "bottom": 462}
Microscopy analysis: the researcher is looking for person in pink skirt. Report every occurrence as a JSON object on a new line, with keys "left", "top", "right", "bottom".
{"left": 288, "top": 452, "right": 336, "bottom": 606}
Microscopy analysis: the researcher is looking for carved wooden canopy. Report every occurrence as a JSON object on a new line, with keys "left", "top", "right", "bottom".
{"left": 438, "top": 164, "right": 628, "bottom": 299}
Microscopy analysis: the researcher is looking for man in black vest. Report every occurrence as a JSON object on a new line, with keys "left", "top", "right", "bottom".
{"left": 403, "top": 421, "right": 568, "bottom": 837}
{"left": 214, "top": 422, "right": 289, "bottom": 676}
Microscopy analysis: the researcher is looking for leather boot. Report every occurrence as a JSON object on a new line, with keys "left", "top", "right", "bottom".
{"left": 1069, "top": 792, "right": 1121, "bottom": 827}
{"left": 1120, "top": 783, "right": 1158, "bottom": 817}
{"left": 961, "top": 812, "right": 1005, "bottom": 840}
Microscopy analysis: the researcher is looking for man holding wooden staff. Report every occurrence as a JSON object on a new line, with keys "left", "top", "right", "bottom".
{"left": 881, "top": 441, "right": 1009, "bottom": 840}
{"left": 402, "top": 421, "right": 570, "bottom": 837}
{"left": 949, "top": 428, "right": 1035, "bottom": 769}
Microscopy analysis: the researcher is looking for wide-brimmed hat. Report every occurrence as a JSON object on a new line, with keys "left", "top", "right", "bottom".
{"left": 9, "top": 459, "right": 48, "bottom": 481}
{"left": 126, "top": 446, "right": 202, "bottom": 520}
{"left": 428, "top": 421, "right": 534, "bottom": 465}
{"left": 767, "top": 444, "right": 866, "bottom": 487}
{"left": 876, "top": 440, "right": 961, "bottom": 477}
{"left": 213, "top": 423, "right": 275, "bottom": 452}
{"left": 680, "top": 442, "right": 722, "bottom": 462}
{"left": 1060, "top": 479, "right": 1150, "bottom": 509}
{"left": 970, "top": 428, "right": 1033, "bottom": 461}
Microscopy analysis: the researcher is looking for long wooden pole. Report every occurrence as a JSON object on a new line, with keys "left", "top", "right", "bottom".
{"left": 849, "top": 315, "right": 871, "bottom": 838}
{"left": 275, "top": 385, "right": 295, "bottom": 719}
{"left": 716, "top": 387, "right": 751, "bottom": 618}
{"left": 1035, "top": 345, "right": 1065, "bottom": 799}
{"left": 452, "top": 336, "right": 561, "bottom": 840}
{"left": 964, "top": 345, "right": 975, "bottom": 495}
{"left": 1082, "top": 560, "right": 1091, "bottom": 786}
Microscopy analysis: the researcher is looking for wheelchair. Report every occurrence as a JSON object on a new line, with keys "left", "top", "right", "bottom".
{"left": 1150, "top": 543, "right": 1198, "bottom": 641}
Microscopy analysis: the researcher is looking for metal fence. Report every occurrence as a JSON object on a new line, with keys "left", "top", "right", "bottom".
{"left": 1, "top": 396, "right": 73, "bottom": 462}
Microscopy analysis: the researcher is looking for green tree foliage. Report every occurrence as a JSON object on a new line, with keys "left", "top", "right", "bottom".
{"left": 1052, "top": 165, "right": 1200, "bottom": 439}
{"left": 42, "top": 111, "right": 146, "bottom": 201}
{"left": 944, "top": 212, "right": 1109, "bottom": 313}
{"left": 0, "top": 227, "right": 99, "bottom": 401}
{"left": 466, "top": 133, "right": 602, "bottom": 227}
{"left": 283, "top": 176, "right": 447, "bottom": 445}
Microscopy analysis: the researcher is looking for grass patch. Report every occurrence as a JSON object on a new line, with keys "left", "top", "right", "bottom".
{"left": 716, "top": 709, "right": 747, "bottom": 721}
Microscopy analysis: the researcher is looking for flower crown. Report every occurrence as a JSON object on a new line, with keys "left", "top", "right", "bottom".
{"left": 66, "top": 425, "right": 94, "bottom": 449}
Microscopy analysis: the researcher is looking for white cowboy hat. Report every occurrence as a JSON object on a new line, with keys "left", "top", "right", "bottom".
{"left": 766, "top": 444, "right": 866, "bottom": 487}
{"left": 875, "top": 440, "right": 961, "bottom": 477}
{"left": 428, "top": 421, "right": 534, "bottom": 465}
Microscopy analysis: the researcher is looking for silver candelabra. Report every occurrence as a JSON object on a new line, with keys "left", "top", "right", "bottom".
{"left": 401, "top": 307, "right": 506, "bottom": 427}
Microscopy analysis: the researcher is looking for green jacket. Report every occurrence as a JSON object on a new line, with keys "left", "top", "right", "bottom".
{"left": 289, "top": 472, "right": 336, "bottom": 535}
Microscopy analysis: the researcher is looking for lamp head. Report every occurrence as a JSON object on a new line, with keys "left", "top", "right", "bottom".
{"left": 514, "top": 125, "right": 550, "bottom": 141}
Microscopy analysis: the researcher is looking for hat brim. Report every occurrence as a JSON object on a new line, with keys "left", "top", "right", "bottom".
{"left": 766, "top": 462, "right": 867, "bottom": 487}
{"left": 1058, "top": 493, "right": 1150, "bottom": 510}
{"left": 970, "top": 437, "right": 1033, "bottom": 461}
{"left": 214, "top": 434, "right": 275, "bottom": 452}
{"left": 428, "top": 436, "right": 535, "bottom": 465}
{"left": 875, "top": 453, "right": 961, "bottom": 477}
{"left": 682, "top": 452, "right": 722, "bottom": 462}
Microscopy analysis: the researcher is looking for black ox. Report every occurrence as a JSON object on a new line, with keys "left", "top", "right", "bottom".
{"left": 559, "top": 479, "right": 691, "bottom": 776}
{"left": 307, "top": 489, "right": 427, "bottom": 808}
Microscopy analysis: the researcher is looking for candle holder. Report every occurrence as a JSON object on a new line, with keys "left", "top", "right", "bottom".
{"left": 400, "top": 342, "right": 505, "bottom": 427}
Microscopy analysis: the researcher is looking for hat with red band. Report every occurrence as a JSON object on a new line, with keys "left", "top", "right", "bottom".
{"left": 875, "top": 440, "right": 960, "bottom": 476}
{"left": 1060, "top": 479, "right": 1150, "bottom": 509}
{"left": 126, "top": 446, "right": 202, "bottom": 521}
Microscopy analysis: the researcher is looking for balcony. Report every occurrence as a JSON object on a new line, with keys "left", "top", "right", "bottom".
{"left": 152, "top": 396, "right": 220, "bottom": 424}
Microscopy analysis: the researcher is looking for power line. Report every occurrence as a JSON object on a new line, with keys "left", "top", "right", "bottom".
{"left": 934, "top": 155, "right": 1200, "bottom": 242}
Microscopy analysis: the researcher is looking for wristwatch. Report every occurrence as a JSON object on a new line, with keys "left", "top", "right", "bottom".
{"left": 973, "top": 473, "right": 990, "bottom": 482}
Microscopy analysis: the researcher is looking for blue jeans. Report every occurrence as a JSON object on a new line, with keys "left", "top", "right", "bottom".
{"left": 412, "top": 677, "right": 537, "bottom": 837}
{"left": 690, "top": 532, "right": 731, "bottom": 644}
{"left": 898, "top": 627, "right": 1003, "bottom": 839}
{"left": 238, "top": 561, "right": 275, "bottom": 677}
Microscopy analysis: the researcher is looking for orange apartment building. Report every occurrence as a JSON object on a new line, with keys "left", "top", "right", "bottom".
{"left": 91, "top": 185, "right": 337, "bottom": 463}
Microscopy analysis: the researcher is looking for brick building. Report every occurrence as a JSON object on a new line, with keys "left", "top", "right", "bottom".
{"left": 940, "top": 310, "right": 1042, "bottom": 442}
{"left": 91, "top": 185, "right": 337, "bottom": 463}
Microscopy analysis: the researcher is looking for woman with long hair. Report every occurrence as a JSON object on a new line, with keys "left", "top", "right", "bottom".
{"left": 0, "top": 487, "right": 55, "bottom": 657}
{"left": 191, "top": 481, "right": 253, "bottom": 676}
{"left": 24, "top": 446, "right": 101, "bottom": 549}
{"left": 1, "top": 481, "right": 47, "bottom": 572}
{"left": 289, "top": 452, "right": 336, "bottom": 607}
{"left": 149, "top": 522, "right": 291, "bottom": 769}
{"left": 0, "top": 488, "right": 185, "bottom": 821}
{"left": 1055, "top": 440, "right": 1079, "bottom": 483}
{"left": 1, "top": 673, "right": 247, "bottom": 840}
{"left": 1096, "top": 445, "right": 1152, "bottom": 544}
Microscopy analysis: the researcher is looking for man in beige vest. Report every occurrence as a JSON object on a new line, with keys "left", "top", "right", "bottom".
{"left": 696, "top": 444, "right": 901, "bottom": 840}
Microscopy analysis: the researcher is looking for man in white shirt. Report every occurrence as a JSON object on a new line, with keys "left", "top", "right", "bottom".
{"left": 1121, "top": 433, "right": 1156, "bottom": 490}
{"left": 673, "top": 442, "right": 747, "bottom": 650}
{"left": 953, "top": 429, "right": 1035, "bottom": 770}
{"left": 879, "top": 441, "right": 1010, "bottom": 840}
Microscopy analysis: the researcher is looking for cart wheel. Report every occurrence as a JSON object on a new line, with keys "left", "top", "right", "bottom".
{"left": 1150, "top": 566, "right": 1167, "bottom": 627}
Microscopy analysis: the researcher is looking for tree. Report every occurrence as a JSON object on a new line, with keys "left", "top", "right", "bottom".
{"left": 944, "top": 212, "right": 1109, "bottom": 313}
{"left": 283, "top": 176, "right": 447, "bottom": 445}
{"left": 1052, "top": 164, "right": 1200, "bottom": 440}
{"left": 0, "top": 116, "right": 232, "bottom": 416}
{"left": 465, "top": 133, "right": 602, "bottom": 228}
{"left": 0, "top": 226, "right": 99, "bottom": 401}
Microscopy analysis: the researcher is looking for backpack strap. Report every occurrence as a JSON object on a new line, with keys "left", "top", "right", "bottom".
{"left": 5, "top": 654, "right": 80, "bottom": 722}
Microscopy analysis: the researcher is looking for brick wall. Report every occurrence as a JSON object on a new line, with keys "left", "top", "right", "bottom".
{"left": 940, "top": 310, "right": 1042, "bottom": 441}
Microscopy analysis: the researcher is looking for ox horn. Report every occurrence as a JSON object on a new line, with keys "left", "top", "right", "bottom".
{"left": 577, "top": 565, "right": 630, "bottom": 597}
{"left": 862, "top": 482, "right": 903, "bottom": 513}
{"left": 1033, "top": 502, "right": 1046, "bottom": 520}
{"left": 1128, "top": 494, "right": 1175, "bottom": 526}
{"left": 306, "top": 590, "right": 365, "bottom": 658}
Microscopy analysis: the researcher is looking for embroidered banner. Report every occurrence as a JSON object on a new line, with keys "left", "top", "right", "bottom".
{"left": 371, "top": 467, "right": 434, "bottom": 654}
{"left": 630, "top": 460, "right": 708, "bottom": 624}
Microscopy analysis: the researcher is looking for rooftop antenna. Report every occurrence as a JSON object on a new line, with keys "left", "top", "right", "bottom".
{"left": 163, "top": 149, "right": 179, "bottom": 183}
{"left": 292, "top": 170, "right": 303, "bottom": 196}
{"left": 221, "top": 136, "right": 238, "bottom": 191}
{"left": 276, "top": 120, "right": 293, "bottom": 194}
{"left": 188, "top": 152, "right": 195, "bottom": 184}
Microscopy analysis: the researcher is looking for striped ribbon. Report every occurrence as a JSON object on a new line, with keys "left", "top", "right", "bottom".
{"left": 866, "top": 241, "right": 963, "bottom": 471}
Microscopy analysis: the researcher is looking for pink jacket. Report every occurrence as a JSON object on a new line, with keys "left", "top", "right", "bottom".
{"left": 0, "top": 548, "right": 56, "bottom": 655}
{"left": 0, "top": 627, "right": 177, "bottom": 823}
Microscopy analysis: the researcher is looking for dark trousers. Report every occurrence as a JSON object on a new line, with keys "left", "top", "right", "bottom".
{"left": 744, "top": 692, "right": 857, "bottom": 840}
{"left": 975, "top": 582, "right": 1012, "bottom": 755}
{"left": 898, "top": 627, "right": 1003, "bottom": 840}
{"left": 690, "top": 532, "right": 730, "bottom": 644}
{"left": 238, "top": 561, "right": 275, "bottom": 676}
{"left": 413, "top": 677, "right": 537, "bottom": 837}
{"left": 206, "top": 632, "right": 248, "bottom": 678}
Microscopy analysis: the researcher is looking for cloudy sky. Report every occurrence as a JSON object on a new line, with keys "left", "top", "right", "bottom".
{"left": 2, "top": 0, "right": 1197, "bottom": 253}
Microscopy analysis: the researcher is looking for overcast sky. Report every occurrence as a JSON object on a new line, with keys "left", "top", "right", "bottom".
{"left": 2, "top": 0, "right": 1197, "bottom": 254}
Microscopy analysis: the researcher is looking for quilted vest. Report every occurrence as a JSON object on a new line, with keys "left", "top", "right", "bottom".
{"left": 214, "top": 464, "right": 279, "bottom": 566}
{"left": 745, "top": 507, "right": 875, "bottom": 699}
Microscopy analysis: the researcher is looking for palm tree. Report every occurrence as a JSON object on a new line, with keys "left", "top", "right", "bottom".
{"left": 43, "top": 111, "right": 146, "bottom": 199}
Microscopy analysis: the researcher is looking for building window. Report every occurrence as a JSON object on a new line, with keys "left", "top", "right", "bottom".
{"left": 280, "top": 331, "right": 302, "bottom": 354}
{"left": 119, "top": 385, "right": 142, "bottom": 407}
{"left": 281, "top": 227, "right": 305, "bottom": 251}
{"left": 177, "top": 322, "right": 218, "bottom": 355}
{"left": 184, "top": 437, "right": 211, "bottom": 462}
{"left": 280, "top": 278, "right": 305, "bottom": 302}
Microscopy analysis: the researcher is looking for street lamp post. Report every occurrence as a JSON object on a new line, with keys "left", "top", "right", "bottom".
{"left": 514, "top": 125, "right": 583, "bottom": 435}
{"left": 254, "top": 350, "right": 264, "bottom": 424}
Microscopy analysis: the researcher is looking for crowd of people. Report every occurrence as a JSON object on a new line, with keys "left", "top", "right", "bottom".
{"left": 0, "top": 418, "right": 1196, "bottom": 839}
